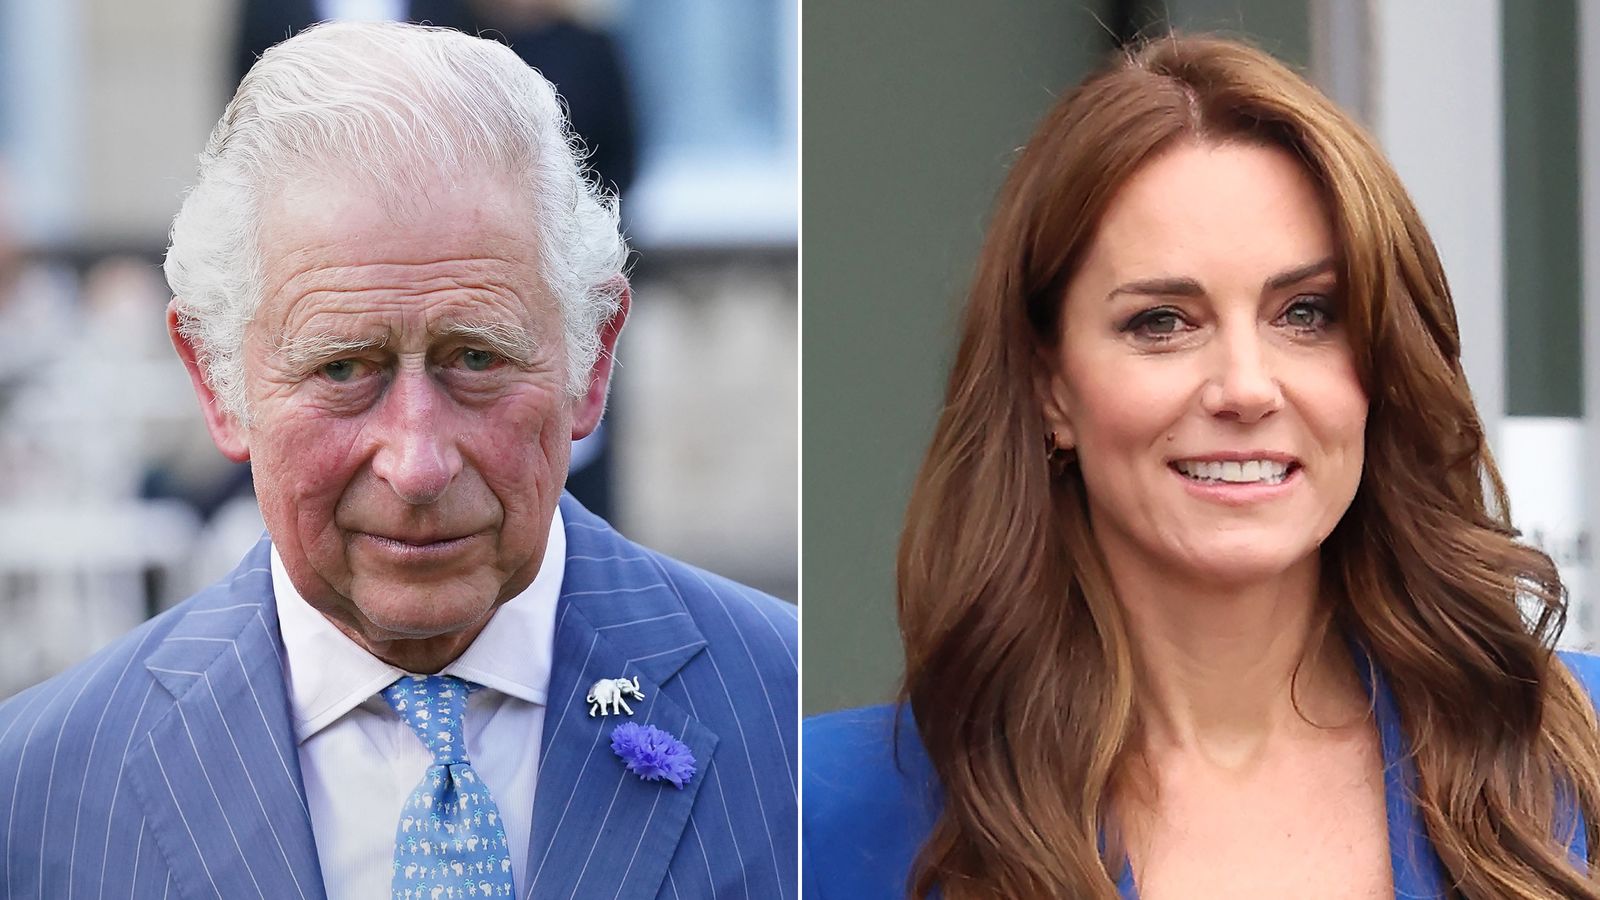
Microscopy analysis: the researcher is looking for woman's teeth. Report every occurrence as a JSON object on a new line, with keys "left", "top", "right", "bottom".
{"left": 1173, "top": 459, "right": 1291, "bottom": 485}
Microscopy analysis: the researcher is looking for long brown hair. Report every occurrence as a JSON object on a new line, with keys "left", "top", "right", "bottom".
{"left": 898, "top": 34, "right": 1600, "bottom": 899}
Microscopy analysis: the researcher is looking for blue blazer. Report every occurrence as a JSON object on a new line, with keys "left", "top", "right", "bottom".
{"left": 804, "top": 651, "right": 1600, "bottom": 899}
{"left": 0, "top": 494, "right": 797, "bottom": 899}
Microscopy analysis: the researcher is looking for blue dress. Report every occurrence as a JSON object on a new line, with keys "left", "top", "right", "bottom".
{"left": 803, "top": 651, "right": 1600, "bottom": 899}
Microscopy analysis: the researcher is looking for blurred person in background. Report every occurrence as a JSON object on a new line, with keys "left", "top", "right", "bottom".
{"left": 804, "top": 35, "right": 1600, "bottom": 899}
{"left": 0, "top": 22, "right": 795, "bottom": 900}
{"left": 471, "top": 0, "right": 636, "bottom": 200}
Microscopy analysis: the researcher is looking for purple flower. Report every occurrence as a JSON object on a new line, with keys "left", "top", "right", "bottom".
{"left": 610, "top": 722, "right": 696, "bottom": 788}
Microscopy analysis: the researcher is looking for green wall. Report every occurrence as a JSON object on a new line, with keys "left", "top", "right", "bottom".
{"left": 1131, "top": 0, "right": 1309, "bottom": 64}
{"left": 1504, "top": 0, "right": 1582, "bottom": 417}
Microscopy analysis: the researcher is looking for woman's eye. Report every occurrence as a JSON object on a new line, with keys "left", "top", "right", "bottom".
{"left": 461, "top": 349, "right": 497, "bottom": 371}
{"left": 322, "top": 359, "right": 360, "bottom": 382}
{"left": 1282, "top": 297, "right": 1334, "bottom": 331}
{"left": 1123, "top": 307, "right": 1188, "bottom": 339}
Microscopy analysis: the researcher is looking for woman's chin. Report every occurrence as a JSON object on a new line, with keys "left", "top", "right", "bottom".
{"left": 1165, "top": 544, "right": 1319, "bottom": 591}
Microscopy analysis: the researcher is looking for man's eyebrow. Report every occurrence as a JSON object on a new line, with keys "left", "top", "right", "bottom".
{"left": 435, "top": 321, "right": 539, "bottom": 364}
{"left": 1105, "top": 258, "right": 1339, "bottom": 303}
{"left": 273, "top": 332, "right": 388, "bottom": 371}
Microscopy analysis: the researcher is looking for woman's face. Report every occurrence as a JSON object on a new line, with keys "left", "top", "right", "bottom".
{"left": 1042, "top": 141, "right": 1368, "bottom": 588}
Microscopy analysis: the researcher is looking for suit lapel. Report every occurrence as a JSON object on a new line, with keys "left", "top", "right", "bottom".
{"left": 1350, "top": 644, "right": 1449, "bottom": 897}
{"left": 125, "top": 540, "right": 326, "bottom": 900}
{"left": 524, "top": 497, "right": 719, "bottom": 900}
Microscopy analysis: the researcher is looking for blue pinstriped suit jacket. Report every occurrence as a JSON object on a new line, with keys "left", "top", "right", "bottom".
{"left": 0, "top": 494, "right": 797, "bottom": 899}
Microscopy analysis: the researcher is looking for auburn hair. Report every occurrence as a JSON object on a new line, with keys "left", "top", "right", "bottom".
{"left": 897, "top": 34, "right": 1600, "bottom": 899}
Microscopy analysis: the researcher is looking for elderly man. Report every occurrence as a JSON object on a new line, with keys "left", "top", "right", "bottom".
{"left": 0, "top": 22, "right": 796, "bottom": 900}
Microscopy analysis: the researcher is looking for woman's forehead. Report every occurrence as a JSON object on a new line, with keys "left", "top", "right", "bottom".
{"left": 1071, "top": 143, "right": 1334, "bottom": 291}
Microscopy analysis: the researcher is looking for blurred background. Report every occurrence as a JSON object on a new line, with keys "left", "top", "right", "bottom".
{"left": 0, "top": 0, "right": 797, "bottom": 698}
{"left": 805, "top": 0, "right": 1597, "bottom": 714}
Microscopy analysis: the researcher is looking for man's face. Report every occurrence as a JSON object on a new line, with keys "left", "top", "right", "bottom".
{"left": 175, "top": 171, "right": 621, "bottom": 664}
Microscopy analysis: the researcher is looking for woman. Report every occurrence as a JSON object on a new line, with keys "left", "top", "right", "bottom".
{"left": 803, "top": 35, "right": 1600, "bottom": 899}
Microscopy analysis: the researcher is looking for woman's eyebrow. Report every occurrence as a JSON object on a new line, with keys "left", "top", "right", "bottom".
{"left": 1105, "top": 276, "right": 1204, "bottom": 302}
{"left": 1105, "top": 257, "right": 1337, "bottom": 303}
{"left": 1264, "top": 257, "right": 1337, "bottom": 291}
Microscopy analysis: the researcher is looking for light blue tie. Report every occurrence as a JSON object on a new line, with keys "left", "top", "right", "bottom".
{"left": 382, "top": 674, "right": 517, "bottom": 899}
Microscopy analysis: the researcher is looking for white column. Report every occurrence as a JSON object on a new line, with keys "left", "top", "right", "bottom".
{"left": 1308, "top": 0, "right": 1371, "bottom": 125}
{"left": 1369, "top": 0, "right": 1506, "bottom": 443}
{"left": 1579, "top": 0, "right": 1600, "bottom": 647}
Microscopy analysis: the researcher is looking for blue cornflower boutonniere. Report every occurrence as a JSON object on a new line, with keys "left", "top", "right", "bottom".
{"left": 610, "top": 722, "right": 696, "bottom": 788}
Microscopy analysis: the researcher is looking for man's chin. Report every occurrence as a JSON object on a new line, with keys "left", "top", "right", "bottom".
{"left": 345, "top": 583, "right": 503, "bottom": 643}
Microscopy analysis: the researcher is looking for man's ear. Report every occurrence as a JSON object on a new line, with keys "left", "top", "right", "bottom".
{"left": 571, "top": 279, "right": 631, "bottom": 440}
{"left": 167, "top": 299, "right": 250, "bottom": 462}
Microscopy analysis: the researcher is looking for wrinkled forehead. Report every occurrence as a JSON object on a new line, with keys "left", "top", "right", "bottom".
{"left": 250, "top": 168, "right": 552, "bottom": 333}
{"left": 260, "top": 148, "right": 535, "bottom": 228}
{"left": 257, "top": 164, "right": 540, "bottom": 270}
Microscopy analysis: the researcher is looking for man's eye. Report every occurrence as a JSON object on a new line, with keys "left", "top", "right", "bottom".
{"left": 461, "top": 349, "right": 497, "bottom": 372}
{"left": 322, "top": 359, "right": 360, "bottom": 382}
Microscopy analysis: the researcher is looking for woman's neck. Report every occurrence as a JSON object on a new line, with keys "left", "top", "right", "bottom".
{"left": 1107, "top": 551, "right": 1365, "bottom": 767}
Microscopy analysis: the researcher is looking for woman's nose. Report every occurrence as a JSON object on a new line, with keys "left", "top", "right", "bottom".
{"left": 1201, "top": 326, "right": 1284, "bottom": 423}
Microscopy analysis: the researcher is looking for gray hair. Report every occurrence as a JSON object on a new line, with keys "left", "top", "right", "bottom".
{"left": 164, "top": 21, "right": 628, "bottom": 422}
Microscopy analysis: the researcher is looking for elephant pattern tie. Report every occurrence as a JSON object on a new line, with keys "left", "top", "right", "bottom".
{"left": 382, "top": 674, "right": 516, "bottom": 899}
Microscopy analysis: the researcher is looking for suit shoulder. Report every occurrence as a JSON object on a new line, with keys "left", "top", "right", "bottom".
{"left": 1559, "top": 649, "right": 1600, "bottom": 709}
{"left": 558, "top": 494, "right": 797, "bottom": 663}
{"left": 804, "top": 705, "right": 937, "bottom": 817}
{"left": 0, "top": 543, "right": 268, "bottom": 765}
{"left": 0, "top": 602, "right": 181, "bottom": 763}
{"left": 643, "top": 546, "right": 798, "bottom": 663}
{"left": 803, "top": 706, "right": 940, "bottom": 899}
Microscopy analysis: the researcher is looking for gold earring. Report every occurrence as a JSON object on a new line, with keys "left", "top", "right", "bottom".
{"left": 1046, "top": 431, "right": 1075, "bottom": 466}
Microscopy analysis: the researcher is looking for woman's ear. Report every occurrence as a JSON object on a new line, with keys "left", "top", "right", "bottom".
{"left": 1034, "top": 354, "right": 1076, "bottom": 451}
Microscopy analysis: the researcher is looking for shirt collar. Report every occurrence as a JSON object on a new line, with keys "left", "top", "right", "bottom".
{"left": 273, "top": 506, "right": 566, "bottom": 743}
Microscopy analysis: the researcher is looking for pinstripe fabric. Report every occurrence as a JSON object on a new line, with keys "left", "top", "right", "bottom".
{"left": 525, "top": 498, "right": 798, "bottom": 900}
{"left": 0, "top": 494, "right": 797, "bottom": 899}
{"left": 0, "top": 549, "right": 321, "bottom": 900}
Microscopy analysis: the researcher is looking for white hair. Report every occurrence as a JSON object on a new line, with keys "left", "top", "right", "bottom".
{"left": 163, "top": 21, "right": 628, "bottom": 422}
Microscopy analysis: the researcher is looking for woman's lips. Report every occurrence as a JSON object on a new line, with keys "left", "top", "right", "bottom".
{"left": 1168, "top": 463, "right": 1302, "bottom": 505}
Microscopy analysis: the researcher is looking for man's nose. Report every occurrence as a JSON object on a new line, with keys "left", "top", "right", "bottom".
{"left": 369, "top": 373, "right": 463, "bottom": 505}
{"left": 1201, "top": 324, "right": 1284, "bottom": 423}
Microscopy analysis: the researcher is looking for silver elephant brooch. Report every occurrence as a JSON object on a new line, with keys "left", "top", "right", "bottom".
{"left": 587, "top": 675, "right": 645, "bottom": 717}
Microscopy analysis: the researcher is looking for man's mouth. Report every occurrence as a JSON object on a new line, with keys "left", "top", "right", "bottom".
{"left": 357, "top": 532, "right": 480, "bottom": 559}
{"left": 368, "top": 533, "right": 468, "bottom": 547}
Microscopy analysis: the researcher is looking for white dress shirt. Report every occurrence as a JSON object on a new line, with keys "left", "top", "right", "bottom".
{"left": 273, "top": 508, "right": 565, "bottom": 899}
